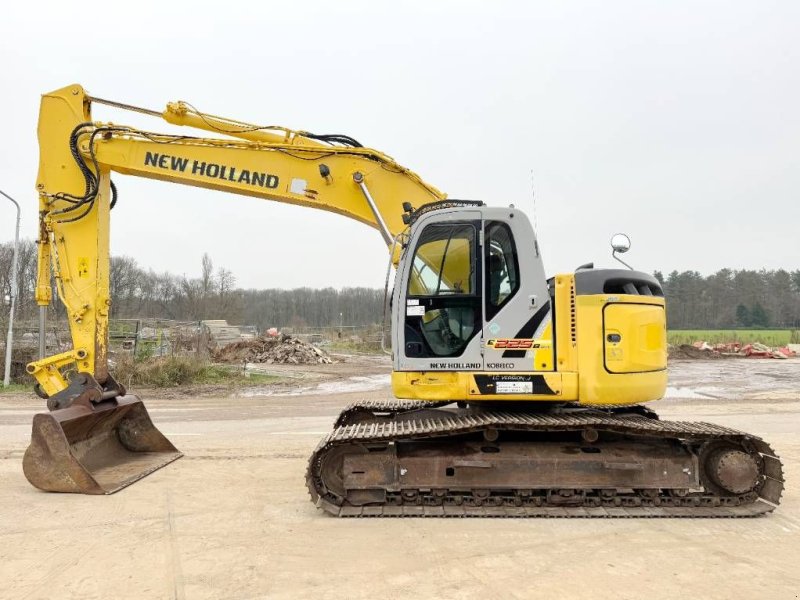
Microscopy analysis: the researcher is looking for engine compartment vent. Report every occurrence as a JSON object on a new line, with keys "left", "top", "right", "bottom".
{"left": 574, "top": 269, "right": 663, "bottom": 297}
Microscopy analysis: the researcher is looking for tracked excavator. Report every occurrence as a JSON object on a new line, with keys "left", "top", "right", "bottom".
{"left": 23, "top": 84, "right": 783, "bottom": 516}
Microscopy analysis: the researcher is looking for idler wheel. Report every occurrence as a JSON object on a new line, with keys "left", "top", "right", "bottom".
{"left": 318, "top": 444, "right": 369, "bottom": 499}
{"left": 706, "top": 448, "right": 761, "bottom": 495}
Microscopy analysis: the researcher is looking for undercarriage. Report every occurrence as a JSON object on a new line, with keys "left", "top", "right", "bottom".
{"left": 307, "top": 401, "right": 784, "bottom": 517}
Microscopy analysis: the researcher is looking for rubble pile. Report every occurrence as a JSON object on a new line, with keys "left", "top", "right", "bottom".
{"left": 740, "top": 342, "right": 794, "bottom": 359}
{"left": 668, "top": 344, "right": 729, "bottom": 360}
{"left": 668, "top": 340, "right": 797, "bottom": 360}
{"left": 212, "top": 333, "right": 334, "bottom": 365}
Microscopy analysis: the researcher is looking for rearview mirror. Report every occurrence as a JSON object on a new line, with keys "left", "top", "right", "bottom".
{"left": 610, "top": 233, "right": 631, "bottom": 253}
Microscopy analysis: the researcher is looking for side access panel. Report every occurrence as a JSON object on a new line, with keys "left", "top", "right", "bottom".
{"left": 573, "top": 268, "right": 668, "bottom": 405}
{"left": 604, "top": 303, "right": 667, "bottom": 373}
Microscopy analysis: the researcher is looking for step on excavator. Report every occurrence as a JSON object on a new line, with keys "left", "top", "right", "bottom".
{"left": 24, "top": 84, "right": 784, "bottom": 515}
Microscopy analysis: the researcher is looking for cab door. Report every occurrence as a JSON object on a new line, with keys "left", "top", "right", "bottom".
{"left": 395, "top": 212, "right": 484, "bottom": 372}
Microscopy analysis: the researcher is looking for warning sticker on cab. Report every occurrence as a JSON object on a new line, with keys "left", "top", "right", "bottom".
{"left": 406, "top": 305, "right": 425, "bottom": 316}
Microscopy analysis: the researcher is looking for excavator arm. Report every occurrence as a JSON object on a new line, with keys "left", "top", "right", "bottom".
{"left": 22, "top": 84, "right": 446, "bottom": 494}
{"left": 30, "top": 84, "right": 445, "bottom": 397}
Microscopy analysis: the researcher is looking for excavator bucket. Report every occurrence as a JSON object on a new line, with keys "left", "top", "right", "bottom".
{"left": 23, "top": 395, "right": 182, "bottom": 494}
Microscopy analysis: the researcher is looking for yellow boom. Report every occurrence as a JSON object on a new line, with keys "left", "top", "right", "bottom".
{"left": 30, "top": 84, "right": 446, "bottom": 397}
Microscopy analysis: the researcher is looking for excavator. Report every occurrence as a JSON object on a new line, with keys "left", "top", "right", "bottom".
{"left": 23, "top": 83, "right": 783, "bottom": 516}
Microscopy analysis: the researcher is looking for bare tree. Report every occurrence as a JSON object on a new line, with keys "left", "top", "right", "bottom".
{"left": 201, "top": 253, "right": 214, "bottom": 296}
{"left": 5, "top": 238, "right": 799, "bottom": 331}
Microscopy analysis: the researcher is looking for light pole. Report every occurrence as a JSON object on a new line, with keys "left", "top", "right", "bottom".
{"left": 1, "top": 190, "right": 20, "bottom": 387}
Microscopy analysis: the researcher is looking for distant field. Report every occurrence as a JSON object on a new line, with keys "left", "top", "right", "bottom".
{"left": 668, "top": 329, "right": 797, "bottom": 346}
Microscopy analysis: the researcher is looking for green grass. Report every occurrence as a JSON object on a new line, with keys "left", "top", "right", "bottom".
{"left": 668, "top": 329, "right": 798, "bottom": 346}
{"left": 112, "top": 354, "right": 281, "bottom": 388}
{"left": 326, "top": 339, "right": 384, "bottom": 354}
{"left": 0, "top": 383, "right": 32, "bottom": 393}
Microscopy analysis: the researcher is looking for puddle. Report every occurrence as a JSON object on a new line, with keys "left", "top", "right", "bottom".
{"left": 664, "top": 386, "right": 715, "bottom": 399}
{"left": 312, "top": 375, "right": 392, "bottom": 394}
{"left": 237, "top": 374, "right": 391, "bottom": 398}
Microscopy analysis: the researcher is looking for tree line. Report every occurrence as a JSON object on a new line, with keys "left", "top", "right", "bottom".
{"left": 2, "top": 239, "right": 799, "bottom": 331}
{"left": 0, "top": 240, "right": 384, "bottom": 330}
{"left": 655, "top": 269, "right": 800, "bottom": 329}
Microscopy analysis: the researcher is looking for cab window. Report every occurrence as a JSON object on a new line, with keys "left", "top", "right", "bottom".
{"left": 409, "top": 223, "right": 475, "bottom": 296}
{"left": 485, "top": 222, "right": 519, "bottom": 319}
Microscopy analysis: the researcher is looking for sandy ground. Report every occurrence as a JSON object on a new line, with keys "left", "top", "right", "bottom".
{"left": 0, "top": 357, "right": 798, "bottom": 600}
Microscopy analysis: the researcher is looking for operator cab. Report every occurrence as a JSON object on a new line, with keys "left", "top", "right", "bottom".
{"left": 393, "top": 202, "right": 552, "bottom": 374}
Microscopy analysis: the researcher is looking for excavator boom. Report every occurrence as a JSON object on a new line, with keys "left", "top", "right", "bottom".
{"left": 31, "top": 84, "right": 445, "bottom": 397}
{"left": 25, "top": 84, "right": 444, "bottom": 494}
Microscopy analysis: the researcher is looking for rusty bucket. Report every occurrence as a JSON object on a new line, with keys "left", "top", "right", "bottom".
{"left": 23, "top": 395, "right": 182, "bottom": 494}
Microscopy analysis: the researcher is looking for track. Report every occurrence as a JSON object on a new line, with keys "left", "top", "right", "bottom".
{"left": 307, "top": 401, "right": 784, "bottom": 517}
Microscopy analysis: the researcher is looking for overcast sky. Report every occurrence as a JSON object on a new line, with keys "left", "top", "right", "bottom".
{"left": 1, "top": 1, "right": 798, "bottom": 289}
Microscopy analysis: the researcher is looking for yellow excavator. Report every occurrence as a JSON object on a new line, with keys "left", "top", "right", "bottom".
{"left": 24, "top": 84, "right": 783, "bottom": 516}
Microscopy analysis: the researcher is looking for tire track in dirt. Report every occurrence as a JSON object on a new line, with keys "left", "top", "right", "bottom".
{"left": 165, "top": 490, "right": 186, "bottom": 600}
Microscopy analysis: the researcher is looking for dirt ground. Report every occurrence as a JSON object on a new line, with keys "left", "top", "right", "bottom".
{"left": 0, "top": 356, "right": 798, "bottom": 600}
